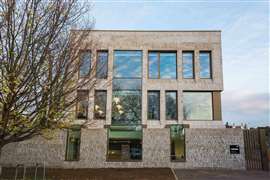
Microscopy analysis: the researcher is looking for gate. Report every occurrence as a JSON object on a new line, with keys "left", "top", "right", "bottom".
{"left": 243, "top": 128, "right": 269, "bottom": 171}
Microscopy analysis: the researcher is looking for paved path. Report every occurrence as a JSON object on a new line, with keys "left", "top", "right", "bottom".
{"left": 174, "top": 169, "right": 270, "bottom": 180}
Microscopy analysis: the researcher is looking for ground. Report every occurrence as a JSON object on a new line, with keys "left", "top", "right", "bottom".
{"left": 0, "top": 168, "right": 269, "bottom": 180}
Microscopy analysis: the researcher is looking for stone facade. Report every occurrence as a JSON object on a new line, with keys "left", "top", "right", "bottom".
{"left": 0, "top": 128, "right": 245, "bottom": 169}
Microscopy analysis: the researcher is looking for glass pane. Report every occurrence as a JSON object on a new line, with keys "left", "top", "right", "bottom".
{"left": 94, "top": 91, "right": 107, "bottom": 119}
{"left": 66, "top": 129, "right": 81, "bottom": 161}
{"left": 148, "top": 52, "right": 159, "bottom": 78}
{"left": 113, "top": 79, "right": 141, "bottom": 90}
{"left": 166, "top": 91, "right": 177, "bottom": 120}
{"left": 147, "top": 91, "right": 160, "bottom": 120}
{"left": 96, "top": 51, "right": 108, "bottom": 79}
{"left": 170, "top": 125, "right": 185, "bottom": 161}
{"left": 114, "top": 51, "right": 142, "bottom": 78}
{"left": 108, "top": 125, "right": 142, "bottom": 160}
{"left": 183, "top": 92, "right": 213, "bottom": 120}
{"left": 76, "top": 91, "right": 88, "bottom": 119}
{"left": 199, "top": 52, "right": 211, "bottom": 78}
{"left": 80, "top": 52, "right": 91, "bottom": 77}
{"left": 160, "top": 53, "right": 177, "bottom": 79}
{"left": 183, "top": 52, "right": 194, "bottom": 78}
{"left": 112, "top": 91, "right": 141, "bottom": 125}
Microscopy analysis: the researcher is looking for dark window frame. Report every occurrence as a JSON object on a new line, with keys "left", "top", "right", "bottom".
{"left": 79, "top": 50, "right": 91, "bottom": 78}
{"left": 199, "top": 51, "right": 212, "bottom": 79}
{"left": 94, "top": 90, "right": 107, "bottom": 120}
{"left": 165, "top": 90, "right": 178, "bottom": 120}
{"left": 76, "top": 90, "right": 89, "bottom": 119}
{"left": 148, "top": 51, "right": 177, "bottom": 79}
{"left": 182, "top": 51, "right": 195, "bottom": 79}
{"left": 65, "top": 128, "right": 81, "bottom": 161}
{"left": 147, "top": 90, "right": 160, "bottom": 120}
{"left": 96, "top": 50, "right": 108, "bottom": 79}
{"left": 170, "top": 125, "right": 186, "bottom": 162}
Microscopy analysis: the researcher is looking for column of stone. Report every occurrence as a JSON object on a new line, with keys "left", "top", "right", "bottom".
{"left": 141, "top": 49, "right": 148, "bottom": 126}
{"left": 160, "top": 90, "right": 166, "bottom": 128}
{"left": 194, "top": 49, "right": 200, "bottom": 81}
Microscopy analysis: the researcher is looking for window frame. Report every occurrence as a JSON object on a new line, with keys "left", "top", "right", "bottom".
{"left": 76, "top": 90, "right": 89, "bottom": 120}
{"left": 182, "top": 51, "right": 195, "bottom": 79}
{"left": 96, "top": 50, "right": 108, "bottom": 79}
{"left": 147, "top": 90, "right": 160, "bottom": 120}
{"left": 182, "top": 91, "right": 214, "bottom": 121}
{"left": 199, "top": 51, "right": 212, "bottom": 79}
{"left": 94, "top": 90, "right": 107, "bottom": 120}
{"left": 165, "top": 90, "right": 178, "bottom": 120}
{"left": 170, "top": 125, "right": 186, "bottom": 162}
{"left": 148, "top": 51, "right": 177, "bottom": 79}
{"left": 78, "top": 50, "right": 91, "bottom": 78}
{"left": 65, "top": 128, "right": 81, "bottom": 161}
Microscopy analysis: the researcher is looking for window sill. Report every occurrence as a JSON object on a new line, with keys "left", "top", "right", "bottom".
{"left": 106, "top": 159, "right": 142, "bottom": 162}
{"left": 171, "top": 159, "right": 186, "bottom": 163}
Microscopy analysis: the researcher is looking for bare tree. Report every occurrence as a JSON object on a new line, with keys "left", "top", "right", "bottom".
{"left": 0, "top": 0, "right": 97, "bottom": 154}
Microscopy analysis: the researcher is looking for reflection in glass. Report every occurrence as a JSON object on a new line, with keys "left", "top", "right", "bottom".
{"left": 76, "top": 90, "right": 88, "bottom": 119}
{"left": 199, "top": 52, "right": 211, "bottom": 78}
{"left": 94, "top": 90, "right": 107, "bottom": 119}
{"left": 183, "top": 92, "right": 213, "bottom": 120}
{"left": 183, "top": 52, "right": 194, "bottom": 79}
{"left": 114, "top": 51, "right": 142, "bottom": 78}
{"left": 113, "top": 79, "right": 141, "bottom": 90}
{"left": 66, "top": 128, "right": 81, "bottom": 161}
{"left": 170, "top": 125, "right": 185, "bottom": 161}
{"left": 160, "top": 53, "right": 177, "bottom": 79}
{"left": 147, "top": 91, "right": 160, "bottom": 120}
{"left": 96, "top": 51, "right": 108, "bottom": 79}
{"left": 79, "top": 52, "right": 91, "bottom": 77}
{"left": 112, "top": 91, "right": 141, "bottom": 125}
{"left": 108, "top": 125, "right": 142, "bottom": 160}
{"left": 166, "top": 91, "right": 177, "bottom": 120}
{"left": 148, "top": 52, "right": 159, "bottom": 78}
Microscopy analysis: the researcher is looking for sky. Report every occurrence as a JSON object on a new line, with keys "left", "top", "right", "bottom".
{"left": 89, "top": 0, "right": 269, "bottom": 127}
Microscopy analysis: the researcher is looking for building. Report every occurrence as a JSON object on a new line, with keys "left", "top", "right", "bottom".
{"left": 0, "top": 30, "right": 245, "bottom": 169}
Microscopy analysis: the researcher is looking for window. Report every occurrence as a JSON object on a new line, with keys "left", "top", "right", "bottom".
{"left": 79, "top": 51, "right": 91, "bottom": 77}
{"left": 147, "top": 91, "right": 160, "bottom": 120}
{"left": 183, "top": 92, "right": 213, "bottom": 120}
{"left": 170, "top": 125, "right": 185, "bottom": 161}
{"left": 94, "top": 90, "right": 107, "bottom": 119}
{"left": 148, "top": 52, "right": 177, "bottom": 79}
{"left": 166, "top": 91, "right": 177, "bottom": 120}
{"left": 65, "top": 128, "right": 81, "bottom": 161}
{"left": 96, "top": 51, "right": 108, "bottom": 79}
{"left": 182, "top": 51, "right": 194, "bottom": 79}
{"left": 76, "top": 90, "right": 88, "bottom": 119}
{"left": 199, "top": 51, "right": 212, "bottom": 78}
{"left": 107, "top": 125, "right": 142, "bottom": 161}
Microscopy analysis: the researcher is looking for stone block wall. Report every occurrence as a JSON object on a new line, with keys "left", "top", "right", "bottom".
{"left": 0, "top": 128, "right": 245, "bottom": 169}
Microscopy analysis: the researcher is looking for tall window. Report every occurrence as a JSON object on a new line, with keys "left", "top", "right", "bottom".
{"left": 96, "top": 51, "right": 108, "bottom": 79}
{"left": 79, "top": 51, "right": 91, "bottom": 77}
{"left": 182, "top": 51, "right": 194, "bottom": 79}
{"left": 65, "top": 128, "right": 81, "bottom": 161}
{"left": 76, "top": 90, "right": 88, "bottom": 119}
{"left": 166, "top": 91, "right": 177, "bottom": 120}
{"left": 199, "top": 51, "right": 212, "bottom": 78}
{"left": 94, "top": 90, "right": 107, "bottom": 119}
{"left": 147, "top": 91, "right": 160, "bottom": 120}
{"left": 112, "top": 51, "right": 142, "bottom": 125}
{"left": 148, "top": 52, "right": 177, "bottom": 79}
{"left": 183, "top": 92, "right": 213, "bottom": 120}
{"left": 170, "top": 125, "right": 185, "bottom": 161}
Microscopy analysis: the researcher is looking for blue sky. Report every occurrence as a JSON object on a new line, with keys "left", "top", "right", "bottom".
{"left": 90, "top": 0, "right": 269, "bottom": 127}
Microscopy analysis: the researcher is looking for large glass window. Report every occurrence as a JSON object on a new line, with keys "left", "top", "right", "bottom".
{"left": 199, "top": 51, "right": 212, "bottom": 78}
{"left": 76, "top": 90, "right": 89, "bottom": 119}
{"left": 94, "top": 90, "right": 107, "bottom": 119}
{"left": 170, "top": 125, "right": 185, "bottom": 161}
{"left": 114, "top": 51, "right": 142, "bottom": 78}
{"left": 183, "top": 92, "right": 213, "bottom": 120}
{"left": 147, "top": 91, "right": 160, "bottom": 120}
{"left": 107, "top": 125, "right": 142, "bottom": 161}
{"left": 182, "top": 51, "right": 194, "bottom": 79}
{"left": 166, "top": 91, "right": 177, "bottom": 120}
{"left": 148, "top": 52, "right": 177, "bottom": 79}
{"left": 79, "top": 51, "right": 91, "bottom": 77}
{"left": 112, "top": 91, "right": 141, "bottom": 125}
{"left": 96, "top": 51, "right": 108, "bottom": 79}
{"left": 65, "top": 128, "right": 81, "bottom": 161}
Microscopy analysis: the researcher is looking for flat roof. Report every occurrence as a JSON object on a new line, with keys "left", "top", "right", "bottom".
{"left": 70, "top": 29, "right": 221, "bottom": 32}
